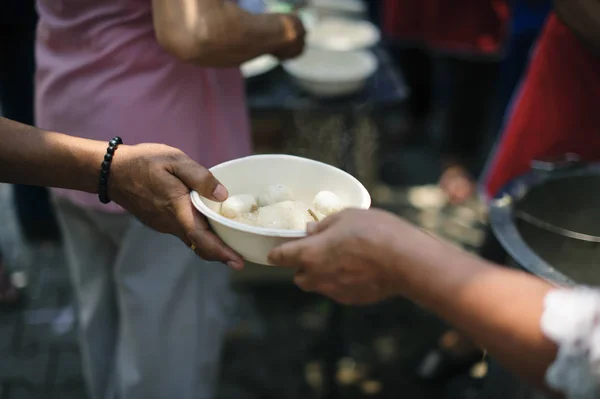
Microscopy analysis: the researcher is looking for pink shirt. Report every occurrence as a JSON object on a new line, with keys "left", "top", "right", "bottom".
{"left": 35, "top": 0, "right": 252, "bottom": 212}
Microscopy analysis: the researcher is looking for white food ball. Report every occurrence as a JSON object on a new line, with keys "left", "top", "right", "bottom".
{"left": 220, "top": 194, "right": 258, "bottom": 219}
{"left": 258, "top": 184, "right": 295, "bottom": 207}
{"left": 312, "top": 191, "right": 344, "bottom": 216}
{"left": 255, "top": 201, "right": 315, "bottom": 230}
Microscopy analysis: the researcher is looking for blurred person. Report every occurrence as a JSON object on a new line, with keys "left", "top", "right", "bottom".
{"left": 34, "top": 1, "right": 305, "bottom": 398}
{"left": 441, "top": 0, "right": 552, "bottom": 205}
{"left": 270, "top": 4, "right": 600, "bottom": 397}
{"left": 381, "top": 0, "right": 509, "bottom": 203}
{"left": 1, "top": 0, "right": 61, "bottom": 242}
{"left": 482, "top": 4, "right": 600, "bottom": 200}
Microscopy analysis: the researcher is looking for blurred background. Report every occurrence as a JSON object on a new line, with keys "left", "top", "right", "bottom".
{"left": 0, "top": 0, "right": 553, "bottom": 398}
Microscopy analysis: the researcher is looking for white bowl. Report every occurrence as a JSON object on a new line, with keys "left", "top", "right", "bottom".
{"left": 307, "top": 18, "right": 380, "bottom": 51}
{"left": 283, "top": 48, "right": 378, "bottom": 97}
{"left": 190, "top": 154, "right": 371, "bottom": 265}
{"left": 241, "top": 55, "right": 279, "bottom": 79}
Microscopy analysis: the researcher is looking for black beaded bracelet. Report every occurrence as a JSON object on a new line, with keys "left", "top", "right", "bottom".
{"left": 98, "top": 136, "right": 123, "bottom": 204}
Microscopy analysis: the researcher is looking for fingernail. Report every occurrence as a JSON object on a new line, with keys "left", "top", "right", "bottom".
{"left": 306, "top": 222, "right": 318, "bottom": 234}
{"left": 213, "top": 184, "right": 228, "bottom": 202}
{"left": 227, "top": 260, "right": 243, "bottom": 270}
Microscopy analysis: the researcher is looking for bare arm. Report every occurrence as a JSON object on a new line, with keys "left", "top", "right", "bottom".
{"left": 269, "top": 209, "right": 561, "bottom": 395}
{"left": 0, "top": 116, "right": 245, "bottom": 267}
{"left": 0, "top": 117, "right": 104, "bottom": 192}
{"left": 152, "top": 0, "right": 302, "bottom": 66}
{"left": 384, "top": 228, "right": 558, "bottom": 393}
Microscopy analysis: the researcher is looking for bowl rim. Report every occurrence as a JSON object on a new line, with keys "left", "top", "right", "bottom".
{"left": 241, "top": 54, "right": 279, "bottom": 78}
{"left": 190, "top": 154, "right": 372, "bottom": 238}
{"left": 282, "top": 49, "right": 378, "bottom": 83}
{"left": 306, "top": 18, "right": 381, "bottom": 50}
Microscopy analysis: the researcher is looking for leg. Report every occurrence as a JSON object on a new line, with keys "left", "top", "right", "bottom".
{"left": 53, "top": 198, "right": 124, "bottom": 399}
{"left": 395, "top": 47, "right": 433, "bottom": 125}
{"left": 113, "top": 219, "right": 235, "bottom": 399}
{"left": 439, "top": 58, "right": 500, "bottom": 203}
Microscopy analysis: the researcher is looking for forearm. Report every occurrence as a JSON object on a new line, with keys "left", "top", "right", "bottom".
{"left": 153, "top": 0, "right": 293, "bottom": 66}
{"left": 385, "top": 229, "right": 558, "bottom": 393}
{"left": 0, "top": 117, "right": 106, "bottom": 193}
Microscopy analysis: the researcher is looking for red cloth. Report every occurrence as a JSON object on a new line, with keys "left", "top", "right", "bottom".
{"left": 483, "top": 13, "right": 600, "bottom": 199}
{"left": 382, "top": 0, "right": 511, "bottom": 55}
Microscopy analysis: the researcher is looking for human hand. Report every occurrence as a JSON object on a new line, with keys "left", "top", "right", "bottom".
{"left": 108, "top": 143, "right": 244, "bottom": 269}
{"left": 272, "top": 14, "right": 306, "bottom": 60}
{"left": 268, "top": 208, "right": 408, "bottom": 305}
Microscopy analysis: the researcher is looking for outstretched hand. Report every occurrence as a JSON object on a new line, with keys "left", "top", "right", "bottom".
{"left": 268, "top": 208, "right": 405, "bottom": 304}
{"left": 108, "top": 143, "right": 244, "bottom": 269}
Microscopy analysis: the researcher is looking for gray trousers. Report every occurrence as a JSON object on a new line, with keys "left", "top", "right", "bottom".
{"left": 54, "top": 197, "right": 236, "bottom": 399}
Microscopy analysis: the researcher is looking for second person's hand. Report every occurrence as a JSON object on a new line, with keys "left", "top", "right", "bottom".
{"left": 272, "top": 13, "right": 306, "bottom": 60}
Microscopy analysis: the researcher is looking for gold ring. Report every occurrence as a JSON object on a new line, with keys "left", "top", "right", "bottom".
{"left": 190, "top": 244, "right": 197, "bottom": 252}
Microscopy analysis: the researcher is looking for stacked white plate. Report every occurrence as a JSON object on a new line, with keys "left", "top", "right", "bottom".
{"left": 307, "top": 17, "right": 380, "bottom": 52}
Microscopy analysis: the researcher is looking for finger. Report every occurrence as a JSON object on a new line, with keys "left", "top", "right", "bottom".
{"left": 268, "top": 234, "right": 321, "bottom": 267}
{"left": 171, "top": 196, "right": 244, "bottom": 268}
{"left": 172, "top": 157, "right": 228, "bottom": 202}
{"left": 191, "top": 228, "right": 244, "bottom": 270}
{"left": 293, "top": 273, "right": 312, "bottom": 292}
{"left": 306, "top": 212, "right": 342, "bottom": 235}
{"left": 190, "top": 210, "right": 244, "bottom": 266}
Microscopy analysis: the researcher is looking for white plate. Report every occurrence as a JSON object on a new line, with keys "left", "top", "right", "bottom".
{"left": 307, "top": 17, "right": 380, "bottom": 51}
{"left": 241, "top": 55, "right": 279, "bottom": 79}
{"left": 283, "top": 48, "right": 377, "bottom": 97}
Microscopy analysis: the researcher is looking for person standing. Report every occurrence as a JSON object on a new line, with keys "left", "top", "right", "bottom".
{"left": 35, "top": 0, "right": 305, "bottom": 398}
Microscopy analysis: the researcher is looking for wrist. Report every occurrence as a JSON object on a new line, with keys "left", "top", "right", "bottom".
{"left": 258, "top": 13, "right": 299, "bottom": 53}
{"left": 56, "top": 134, "right": 107, "bottom": 194}
{"left": 105, "top": 143, "right": 133, "bottom": 204}
{"left": 381, "top": 224, "right": 481, "bottom": 305}
{"left": 366, "top": 216, "right": 418, "bottom": 297}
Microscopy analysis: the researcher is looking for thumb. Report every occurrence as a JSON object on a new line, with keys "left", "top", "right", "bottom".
{"left": 306, "top": 212, "right": 341, "bottom": 235}
{"left": 172, "top": 156, "right": 228, "bottom": 202}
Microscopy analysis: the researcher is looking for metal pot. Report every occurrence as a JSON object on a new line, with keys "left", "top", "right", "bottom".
{"left": 489, "top": 154, "right": 600, "bottom": 287}
{"left": 482, "top": 155, "right": 600, "bottom": 399}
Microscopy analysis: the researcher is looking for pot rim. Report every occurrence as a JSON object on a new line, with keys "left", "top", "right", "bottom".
{"left": 489, "top": 160, "right": 600, "bottom": 288}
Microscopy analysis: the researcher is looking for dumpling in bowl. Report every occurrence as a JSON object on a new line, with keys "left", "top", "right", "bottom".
{"left": 258, "top": 184, "right": 295, "bottom": 207}
{"left": 313, "top": 190, "right": 345, "bottom": 216}
{"left": 253, "top": 200, "right": 324, "bottom": 230}
{"left": 220, "top": 194, "right": 258, "bottom": 218}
